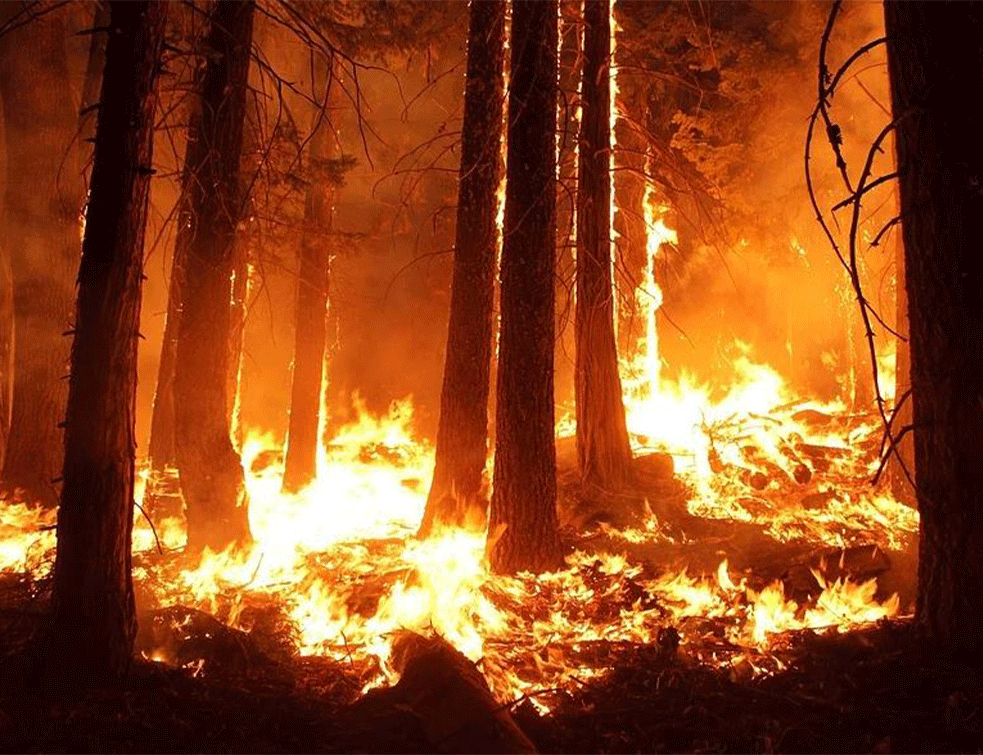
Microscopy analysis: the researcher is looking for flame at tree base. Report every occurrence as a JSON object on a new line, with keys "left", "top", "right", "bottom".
{"left": 0, "top": 366, "right": 915, "bottom": 711}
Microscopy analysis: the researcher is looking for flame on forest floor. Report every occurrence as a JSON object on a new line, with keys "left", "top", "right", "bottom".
{"left": 0, "top": 385, "right": 911, "bottom": 710}
{"left": 0, "top": 201, "right": 916, "bottom": 712}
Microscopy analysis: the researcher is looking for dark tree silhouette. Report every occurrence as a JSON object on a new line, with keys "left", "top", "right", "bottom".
{"left": 890, "top": 203, "right": 914, "bottom": 504}
{"left": 0, "top": 239, "right": 11, "bottom": 470}
{"left": 44, "top": 0, "right": 166, "bottom": 684}
{"left": 78, "top": 1, "right": 110, "bottom": 181}
{"left": 488, "top": 0, "right": 563, "bottom": 574}
{"left": 145, "top": 64, "right": 208, "bottom": 486}
{"left": 173, "top": 0, "right": 255, "bottom": 554}
{"left": 283, "top": 54, "right": 336, "bottom": 494}
{"left": 885, "top": 0, "right": 983, "bottom": 660}
{"left": 574, "top": 0, "right": 634, "bottom": 491}
{"left": 0, "top": 8, "right": 82, "bottom": 507}
{"left": 418, "top": 0, "right": 506, "bottom": 536}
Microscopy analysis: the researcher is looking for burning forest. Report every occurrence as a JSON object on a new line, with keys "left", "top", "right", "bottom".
{"left": 0, "top": 0, "right": 980, "bottom": 752}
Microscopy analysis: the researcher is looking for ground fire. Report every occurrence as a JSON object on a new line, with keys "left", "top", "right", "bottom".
{"left": 0, "top": 1, "right": 981, "bottom": 753}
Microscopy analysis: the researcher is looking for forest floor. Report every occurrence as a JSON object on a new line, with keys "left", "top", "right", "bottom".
{"left": 0, "top": 432, "right": 973, "bottom": 753}
{"left": 2, "top": 580, "right": 982, "bottom": 753}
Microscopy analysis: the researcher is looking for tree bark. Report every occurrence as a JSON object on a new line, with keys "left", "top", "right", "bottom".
{"left": 890, "top": 190, "right": 914, "bottom": 505}
{"left": 554, "top": 0, "right": 582, "bottom": 421}
{"left": 173, "top": 0, "right": 254, "bottom": 555}
{"left": 145, "top": 57, "right": 204, "bottom": 511}
{"left": 44, "top": 0, "right": 165, "bottom": 685}
{"left": 574, "top": 0, "right": 634, "bottom": 491}
{"left": 227, "top": 223, "right": 251, "bottom": 452}
{"left": 0, "top": 8, "right": 82, "bottom": 508}
{"left": 885, "top": 0, "right": 983, "bottom": 661}
{"left": 283, "top": 54, "right": 336, "bottom": 495}
{"left": 418, "top": 0, "right": 506, "bottom": 536}
{"left": 78, "top": 1, "right": 110, "bottom": 184}
{"left": 489, "top": 0, "right": 563, "bottom": 574}
{"left": 0, "top": 245, "right": 11, "bottom": 471}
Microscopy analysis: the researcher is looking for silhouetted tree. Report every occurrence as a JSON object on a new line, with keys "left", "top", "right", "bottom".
{"left": 0, "top": 6, "right": 81, "bottom": 507}
{"left": 575, "top": 0, "right": 634, "bottom": 491}
{"left": 418, "top": 0, "right": 506, "bottom": 536}
{"left": 173, "top": 0, "right": 255, "bottom": 554}
{"left": 489, "top": 0, "right": 563, "bottom": 574}
{"left": 885, "top": 0, "right": 983, "bottom": 660}
{"left": 44, "top": 0, "right": 166, "bottom": 684}
{"left": 283, "top": 53, "right": 336, "bottom": 494}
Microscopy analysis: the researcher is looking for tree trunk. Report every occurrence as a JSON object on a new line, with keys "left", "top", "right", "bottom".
{"left": 890, "top": 191, "right": 914, "bottom": 504}
{"left": 173, "top": 0, "right": 254, "bottom": 555}
{"left": 885, "top": 0, "right": 983, "bottom": 661}
{"left": 574, "top": 0, "right": 634, "bottom": 491}
{"left": 78, "top": 1, "right": 110, "bottom": 184}
{"left": 227, "top": 225, "right": 251, "bottom": 452}
{"left": 145, "top": 59, "right": 205, "bottom": 512}
{"left": 418, "top": 0, "right": 506, "bottom": 536}
{"left": 44, "top": 0, "right": 165, "bottom": 685}
{"left": 0, "top": 8, "right": 82, "bottom": 508}
{"left": 554, "top": 0, "right": 582, "bottom": 421}
{"left": 283, "top": 54, "right": 336, "bottom": 495}
{"left": 488, "top": 0, "right": 563, "bottom": 575}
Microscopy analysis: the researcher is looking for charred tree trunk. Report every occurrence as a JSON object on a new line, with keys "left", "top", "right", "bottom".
{"left": 173, "top": 0, "right": 254, "bottom": 554}
{"left": 885, "top": 0, "right": 983, "bottom": 660}
{"left": 44, "top": 0, "right": 165, "bottom": 685}
{"left": 574, "top": 0, "right": 634, "bottom": 491}
{"left": 283, "top": 54, "right": 336, "bottom": 495}
{"left": 0, "top": 9, "right": 82, "bottom": 507}
{"left": 489, "top": 0, "right": 563, "bottom": 574}
{"left": 418, "top": 0, "right": 506, "bottom": 535}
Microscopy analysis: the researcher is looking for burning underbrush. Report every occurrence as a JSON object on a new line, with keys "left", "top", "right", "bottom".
{"left": 0, "top": 352, "right": 917, "bottom": 718}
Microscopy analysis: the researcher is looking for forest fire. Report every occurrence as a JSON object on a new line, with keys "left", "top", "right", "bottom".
{"left": 0, "top": 309, "right": 912, "bottom": 709}
{"left": 3, "top": 0, "right": 982, "bottom": 752}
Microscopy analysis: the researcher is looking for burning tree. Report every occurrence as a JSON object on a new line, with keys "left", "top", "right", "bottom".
{"left": 575, "top": 0, "right": 634, "bottom": 491}
{"left": 172, "top": 0, "right": 255, "bottom": 554}
{"left": 0, "top": 5, "right": 83, "bottom": 508}
{"left": 885, "top": 0, "right": 983, "bottom": 660}
{"left": 489, "top": 0, "right": 563, "bottom": 574}
{"left": 418, "top": 0, "right": 506, "bottom": 537}
{"left": 43, "top": 0, "right": 166, "bottom": 684}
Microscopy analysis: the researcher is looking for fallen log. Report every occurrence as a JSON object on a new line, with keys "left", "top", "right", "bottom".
{"left": 386, "top": 631, "right": 537, "bottom": 754}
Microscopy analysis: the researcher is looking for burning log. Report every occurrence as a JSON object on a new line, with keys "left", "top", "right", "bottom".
{"left": 380, "top": 631, "right": 537, "bottom": 754}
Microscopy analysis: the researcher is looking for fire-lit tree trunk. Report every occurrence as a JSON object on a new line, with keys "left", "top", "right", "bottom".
{"left": 283, "top": 54, "right": 336, "bottom": 495}
{"left": 78, "top": 1, "right": 110, "bottom": 182}
{"left": 489, "top": 0, "right": 563, "bottom": 574}
{"left": 554, "top": 0, "right": 582, "bottom": 417}
{"left": 227, "top": 225, "right": 250, "bottom": 450}
{"left": 173, "top": 0, "right": 254, "bottom": 554}
{"left": 145, "top": 60, "right": 204, "bottom": 505}
{"left": 43, "top": 0, "right": 165, "bottom": 685}
{"left": 0, "top": 9, "right": 82, "bottom": 508}
{"left": 890, "top": 200, "right": 914, "bottom": 504}
{"left": 418, "top": 0, "right": 506, "bottom": 536}
{"left": 885, "top": 0, "right": 983, "bottom": 660}
{"left": 0, "top": 245, "right": 11, "bottom": 471}
{"left": 575, "top": 0, "right": 634, "bottom": 491}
